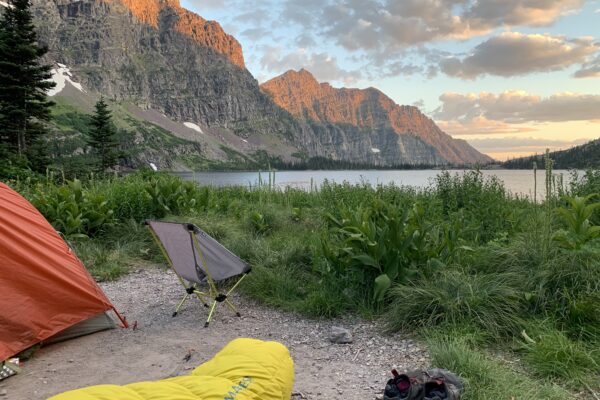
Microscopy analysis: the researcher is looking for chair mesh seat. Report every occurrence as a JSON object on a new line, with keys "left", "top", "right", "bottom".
{"left": 147, "top": 221, "right": 250, "bottom": 283}
{"left": 146, "top": 220, "right": 251, "bottom": 327}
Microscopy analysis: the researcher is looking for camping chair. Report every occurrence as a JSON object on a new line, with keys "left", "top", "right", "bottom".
{"left": 146, "top": 221, "right": 251, "bottom": 327}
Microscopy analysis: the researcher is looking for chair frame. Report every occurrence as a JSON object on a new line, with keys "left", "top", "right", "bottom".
{"left": 148, "top": 223, "right": 248, "bottom": 327}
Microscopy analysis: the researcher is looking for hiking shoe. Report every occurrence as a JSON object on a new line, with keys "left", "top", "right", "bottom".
{"left": 423, "top": 369, "right": 463, "bottom": 400}
{"left": 383, "top": 370, "right": 426, "bottom": 400}
{"left": 384, "top": 368, "right": 463, "bottom": 400}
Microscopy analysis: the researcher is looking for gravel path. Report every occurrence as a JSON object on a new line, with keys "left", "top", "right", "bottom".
{"left": 3, "top": 269, "right": 428, "bottom": 399}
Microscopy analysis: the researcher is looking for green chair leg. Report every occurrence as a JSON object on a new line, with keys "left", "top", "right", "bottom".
{"left": 225, "top": 298, "right": 241, "bottom": 317}
{"left": 205, "top": 301, "right": 218, "bottom": 328}
{"left": 173, "top": 293, "right": 190, "bottom": 317}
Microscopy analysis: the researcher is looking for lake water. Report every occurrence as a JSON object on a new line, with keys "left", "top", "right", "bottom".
{"left": 176, "top": 169, "right": 577, "bottom": 200}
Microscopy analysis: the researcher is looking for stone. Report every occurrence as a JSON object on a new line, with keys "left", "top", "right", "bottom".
{"left": 329, "top": 326, "right": 353, "bottom": 344}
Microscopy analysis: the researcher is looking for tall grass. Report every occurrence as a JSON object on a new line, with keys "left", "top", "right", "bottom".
{"left": 522, "top": 329, "right": 600, "bottom": 384}
{"left": 427, "top": 333, "right": 572, "bottom": 400}
{"left": 385, "top": 271, "right": 525, "bottom": 340}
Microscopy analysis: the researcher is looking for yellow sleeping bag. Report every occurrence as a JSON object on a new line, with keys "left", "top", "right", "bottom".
{"left": 48, "top": 338, "right": 294, "bottom": 400}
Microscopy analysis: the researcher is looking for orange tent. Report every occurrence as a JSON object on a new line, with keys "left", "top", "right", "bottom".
{"left": 0, "top": 182, "right": 127, "bottom": 361}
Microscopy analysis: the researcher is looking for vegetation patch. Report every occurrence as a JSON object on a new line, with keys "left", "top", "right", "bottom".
{"left": 4, "top": 166, "right": 600, "bottom": 397}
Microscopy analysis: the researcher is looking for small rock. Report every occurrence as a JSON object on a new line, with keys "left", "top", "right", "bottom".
{"left": 0, "top": 389, "right": 7, "bottom": 397}
{"left": 329, "top": 326, "right": 353, "bottom": 344}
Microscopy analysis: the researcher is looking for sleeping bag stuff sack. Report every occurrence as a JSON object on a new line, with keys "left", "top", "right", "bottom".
{"left": 48, "top": 338, "right": 294, "bottom": 400}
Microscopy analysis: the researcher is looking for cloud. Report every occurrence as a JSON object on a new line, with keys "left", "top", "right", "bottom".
{"left": 295, "top": 34, "right": 317, "bottom": 47}
{"left": 463, "top": 0, "right": 584, "bottom": 26}
{"left": 380, "top": 62, "right": 423, "bottom": 78}
{"left": 259, "top": 46, "right": 362, "bottom": 84}
{"left": 184, "top": 0, "right": 589, "bottom": 81}
{"left": 574, "top": 54, "right": 600, "bottom": 78}
{"left": 440, "top": 32, "right": 597, "bottom": 79}
{"left": 281, "top": 0, "right": 325, "bottom": 25}
{"left": 437, "top": 117, "right": 537, "bottom": 136}
{"left": 239, "top": 27, "right": 270, "bottom": 41}
{"left": 310, "top": 0, "right": 584, "bottom": 52}
{"left": 234, "top": 8, "right": 270, "bottom": 24}
{"left": 412, "top": 99, "right": 426, "bottom": 109}
{"left": 435, "top": 91, "right": 600, "bottom": 127}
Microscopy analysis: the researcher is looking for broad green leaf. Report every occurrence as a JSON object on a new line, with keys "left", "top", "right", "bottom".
{"left": 373, "top": 274, "right": 392, "bottom": 302}
{"left": 352, "top": 254, "right": 379, "bottom": 269}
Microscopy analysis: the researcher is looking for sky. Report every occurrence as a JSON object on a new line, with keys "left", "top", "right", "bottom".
{"left": 181, "top": 0, "right": 600, "bottom": 160}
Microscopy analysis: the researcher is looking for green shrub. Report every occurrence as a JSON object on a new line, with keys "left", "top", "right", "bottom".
{"left": 290, "top": 206, "right": 302, "bottom": 222}
{"left": 248, "top": 211, "right": 271, "bottom": 235}
{"left": 241, "top": 264, "right": 308, "bottom": 308}
{"left": 434, "top": 170, "right": 523, "bottom": 243}
{"left": 71, "top": 219, "right": 155, "bottom": 280}
{"left": 562, "top": 294, "right": 600, "bottom": 340}
{"left": 143, "top": 174, "right": 203, "bottom": 218}
{"left": 522, "top": 329, "right": 599, "bottom": 383}
{"left": 385, "top": 270, "right": 525, "bottom": 340}
{"left": 321, "top": 200, "right": 413, "bottom": 305}
{"left": 534, "top": 248, "right": 600, "bottom": 337}
{"left": 301, "top": 286, "right": 350, "bottom": 318}
{"left": 96, "top": 176, "right": 155, "bottom": 221}
{"left": 475, "top": 209, "right": 554, "bottom": 276}
{"left": 427, "top": 334, "right": 571, "bottom": 400}
{"left": 475, "top": 211, "right": 600, "bottom": 340}
{"left": 73, "top": 240, "right": 130, "bottom": 281}
{"left": 570, "top": 169, "right": 600, "bottom": 225}
{"left": 320, "top": 199, "right": 461, "bottom": 308}
{"left": 30, "top": 179, "right": 115, "bottom": 238}
{"left": 553, "top": 194, "right": 600, "bottom": 250}
{"left": 244, "top": 205, "right": 285, "bottom": 236}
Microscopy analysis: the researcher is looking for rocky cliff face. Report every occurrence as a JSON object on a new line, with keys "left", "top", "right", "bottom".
{"left": 31, "top": 0, "right": 285, "bottom": 133}
{"left": 261, "top": 70, "right": 491, "bottom": 165}
{"left": 102, "top": 0, "right": 244, "bottom": 68}
{"left": 30, "top": 0, "right": 491, "bottom": 167}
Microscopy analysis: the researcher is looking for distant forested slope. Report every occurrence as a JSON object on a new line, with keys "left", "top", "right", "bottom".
{"left": 503, "top": 138, "right": 600, "bottom": 169}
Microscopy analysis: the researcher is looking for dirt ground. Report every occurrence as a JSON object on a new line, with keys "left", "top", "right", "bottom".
{"left": 2, "top": 269, "right": 428, "bottom": 400}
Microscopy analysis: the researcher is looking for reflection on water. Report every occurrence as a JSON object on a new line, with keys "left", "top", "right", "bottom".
{"left": 175, "top": 169, "right": 578, "bottom": 200}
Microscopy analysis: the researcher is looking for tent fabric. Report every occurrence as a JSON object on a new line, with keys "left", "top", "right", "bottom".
{"left": 49, "top": 338, "right": 295, "bottom": 400}
{"left": 44, "top": 312, "right": 116, "bottom": 345}
{"left": 148, "top": 221, "right": 251, "bottom": 282}
{"left": 0, "top": 182, "right": 125, "bottom": 361}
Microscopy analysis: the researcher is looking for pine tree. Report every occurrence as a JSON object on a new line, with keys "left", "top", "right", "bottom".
{"left": 87, "top": 97, "right": 119, "bottom": 173}
{"left": 0, "top": 0, "right": 55, "bottom": 169}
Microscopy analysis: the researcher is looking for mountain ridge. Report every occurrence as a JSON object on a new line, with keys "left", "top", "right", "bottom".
{"left": 29, "top": 0, "right": 492, "bottom": 169}
{"left": 261, "top": 69, "right": 492, "bottom": 165}
{"left": 503, "top": 138, "right": 600, "bottom": 169}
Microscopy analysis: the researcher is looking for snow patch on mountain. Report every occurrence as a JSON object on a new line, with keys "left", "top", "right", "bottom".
{"left": 371, "top": 148, "right": 381, "bottom": 154}
{"left": 0, "top": 1, "right": 12, "bottom": 8}
{"left": 47, "top": 64, "right": 84, "bottom": 96}
{"left": 183, "top": 122, "right": 204, "bottom": 134}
